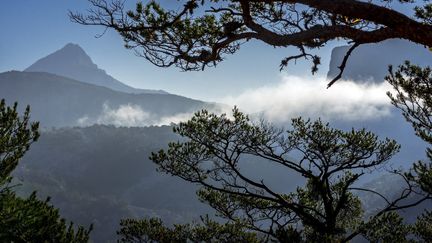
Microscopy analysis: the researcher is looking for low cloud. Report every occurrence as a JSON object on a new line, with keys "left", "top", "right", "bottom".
{"left": 77, "top": 76, "right": 393, "bottom": 127}
{"left": 96, "top": 104, "right": 152, "bottom": 127}
{"left": 77, "top": 103, "right": 195, "bottom": 127}
{"left": 221, "top": 75, "right": 393, "bottom": 123}
{"left": 156, "top": 112, "right": 197, "bottom": 125}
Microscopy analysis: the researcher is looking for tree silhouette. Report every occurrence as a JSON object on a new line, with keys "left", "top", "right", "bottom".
{"left": 386, "top": 62, "right": 432, "bottom": 241}
{"left": 71, "top": 0, "right": 432, "bottom": 87}
{"left": 115, "top": 108, "right": 430, "bottom": 242}
{"left": 0, "top": 99, "right": 92, "bottom": 242}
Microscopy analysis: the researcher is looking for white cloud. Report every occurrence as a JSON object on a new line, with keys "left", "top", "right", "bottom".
{"left": 77, "top": 103, "right": 196, "bottom": 127}
{"left": 76, "top": 76, "right": 393, "bottom": 127}
{"left": 220, "top": 75, "right": 393, "bottom": 123}
{"left": 155, "top": 112, "right": 195, "bottom": 126}
{"left": 96, "top": 103, "right": 152, "bottom": 127}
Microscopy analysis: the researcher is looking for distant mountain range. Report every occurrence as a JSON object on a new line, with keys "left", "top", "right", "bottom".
{"left": 25, "top": 43, "right": 167, "bottom": 94}
{"left": 0, "top": 71, "right": 215, "bottom": 127}
{"left": 0, "top": 44, "right": 219, "bottom": 127}
{"left": 327, "top": 39, "right": 432, "bottom": 82}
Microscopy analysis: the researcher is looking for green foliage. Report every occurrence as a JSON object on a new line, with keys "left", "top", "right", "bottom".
{"left": 144, "top": 107, "right": 406, "bottom": 242}
{"left": 0, "top": 99, "right": 91, "bottom": 242}
{"left": 361, "top": 212, "right": 410, "bottom": 243}
{"left": 0, "top": 99, "right": 39, "bottom": 188}
{"left": 386, "top": 62, "right": 432, "bottom": 243}
{"left": 118, "top": 217, "right": 259, "bottom": 243}
{"left": 111, "top": 104, "right": 432, "bottom": 242}
{"left": 413, "top": 210, "right": 432, "bottom": 242}
{"left": 415, "top": 3, "right": 432, "bottom": 25}
{"left": 386, "top": 61, "right": 432, "bottom": 195}
{"left": 387, "top": 62, "right": 432, "bottom": 199}
{"left": 0, "top": 191, "right": 91, "bottom": 242}
{"left": 410, "top": 162, "right": 432, "bottom": 195}
{"left": 387, "top": 62, "right": 432, "bottom": 147}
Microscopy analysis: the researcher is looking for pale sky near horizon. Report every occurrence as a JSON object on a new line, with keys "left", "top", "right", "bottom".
{"left": 0, "top": 0, "right": 345, "bottom": 101}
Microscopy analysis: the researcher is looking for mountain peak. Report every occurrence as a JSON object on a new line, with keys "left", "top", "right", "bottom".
{"left": 62, "top": 43, "right": 87, "bottom": 55}
{"left": 24, "top": 43, "right": 167, "bottom": 94}
{"left": 26, "top": 43, "right": 98, "bottom": 70}
{"left": 64, "top": 42, "right": 81, "bottom": 48}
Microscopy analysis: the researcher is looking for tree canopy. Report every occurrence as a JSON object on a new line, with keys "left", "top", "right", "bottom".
{"left": 0, "top": 99, "right": 92, "bottom": 242}
{"left": 387, "top": 62, "right": 432, "bottom": 196}
{"left": 114, "top": 61, "right": 432, "bottom": 243}
{"left": 71, "top": 0, "right": 432, "bottom": 87}
{"left": 114, "top": 107, "right": 431, "bottom": 242}
{"left": 386, "top": 62, "right": 432, "bottom": 242}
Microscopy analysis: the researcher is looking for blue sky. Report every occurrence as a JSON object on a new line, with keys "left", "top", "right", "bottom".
{"left": 0, "top": 0, "right": 342, "bottom": 101}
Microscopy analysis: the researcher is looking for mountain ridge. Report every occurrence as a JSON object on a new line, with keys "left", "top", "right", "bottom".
{"left": 0, "top": 71, "right": 215, "bottom": 127}
{"left": 25, "top": 43, "right": 167, "bottom": 94}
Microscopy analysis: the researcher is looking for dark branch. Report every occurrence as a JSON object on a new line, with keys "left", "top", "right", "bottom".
{"left": 327, "top": 42, "right": 360, "bottom": 88}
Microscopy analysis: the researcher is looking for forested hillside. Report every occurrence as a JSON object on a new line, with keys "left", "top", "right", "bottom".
{"left": 14, "top": 125, "right": 207, "bottom": 241}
